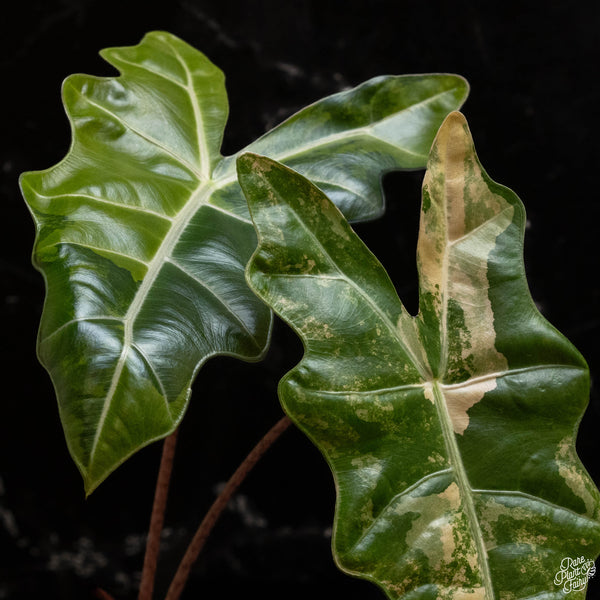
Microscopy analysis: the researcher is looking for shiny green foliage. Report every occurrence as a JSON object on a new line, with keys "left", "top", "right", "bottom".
{"left": 20, "top": 31, "right": 468, "bottom": 493}
{"left": 241, "top": 112, "right": 600, "bottom": 599}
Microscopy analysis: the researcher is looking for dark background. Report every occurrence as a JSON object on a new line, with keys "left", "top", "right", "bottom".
{"left": 1, "top": 1, "right": 599, "bottom": 598}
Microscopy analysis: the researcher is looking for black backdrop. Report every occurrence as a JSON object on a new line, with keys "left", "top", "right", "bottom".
{"left": 1, "top": 1, "right": 599, "bottom": 598}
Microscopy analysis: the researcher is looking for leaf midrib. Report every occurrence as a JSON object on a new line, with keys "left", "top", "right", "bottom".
{"left": 267, "top": 177, "right": 580, "bottom": 596}
{"left": 68, "top": 37, "right": 262, "bottom": 466}
{"left": 87, "top": 181, "right": 216, "bottom": 465}
{"left": 63, "top": 53, "right": 466, "bottom": 473}
{"left": 170, "top": 44, "right": 212, "bottom": 180}
{"left": 432, "top": 381, "right": 494, "bottom": 597}
{"left": 78, "top": 38, "right": 246, "bottom": 466}
{"left": 32, "top": 189, "right": 174, "bottom": 222}
{"left": 346, "top": 469, "right": 600, "bottom": 561}
{"left": 212, "top": 85, "right": 464, "bottom": 194}
{"left": 305, "top": 363, "right": 586, "bottom": 398}
{"left": 252, "top": 86, "right": 463, "bottom": 165}
{"left": 72, "top": 87, "right": 203, "bottom": 180}
{"left": 287, "top": 203, "right": 431, "bottom": 381}
{"left": 431, "top": 149, "right": 495, "bottom": 596}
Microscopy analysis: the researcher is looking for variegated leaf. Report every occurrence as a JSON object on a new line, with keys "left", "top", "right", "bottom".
{"left": 20, "top": 31, "right": 468, "bottom": 493}
{"left": 240, "top": 112, "right": 600, "bottom": 599}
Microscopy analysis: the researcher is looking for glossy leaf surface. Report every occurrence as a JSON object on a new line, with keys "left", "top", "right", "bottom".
{"left": 241, "top": 112, "right": 600, "bottom": 599}
{"left": 20, "top": 31, "right": 468, "bottom": 493}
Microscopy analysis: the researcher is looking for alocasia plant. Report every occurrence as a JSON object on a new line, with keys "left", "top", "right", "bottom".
{"left": 239, "top": 112, "right": 600, "bottom": 599}
{"left": 19, "top": 31, "right": 468, "bottom": 493}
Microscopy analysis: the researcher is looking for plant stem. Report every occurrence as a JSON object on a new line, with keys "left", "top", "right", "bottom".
{"left": 94, "top": 589, "right": 116, "bottom": 600}
{"left": 138, "top": 429, "right": 179, "bottom": 600}
{"left": 164, "top": 415, "right": 292, "bottom": 600}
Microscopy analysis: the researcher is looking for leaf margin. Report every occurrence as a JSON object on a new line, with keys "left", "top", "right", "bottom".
{"left": 238, "top": 112, "right": 600, "bottom": 598}
{"left": 20, "top": 30, "right": 470, "bottom": 494}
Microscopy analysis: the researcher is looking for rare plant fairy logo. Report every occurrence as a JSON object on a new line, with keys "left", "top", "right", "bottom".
{"left": 554, "top": 556, "right": 596, "bottom": 593}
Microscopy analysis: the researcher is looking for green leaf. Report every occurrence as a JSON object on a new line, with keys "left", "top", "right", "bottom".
{"left": 240, "top": 112, "right": 600, "bottom": 599}
{"left": 20, "top": 31, "right": 468, "bottom": 494}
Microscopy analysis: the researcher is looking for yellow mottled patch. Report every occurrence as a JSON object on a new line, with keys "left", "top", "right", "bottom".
{"left": 427, "top": 451, "right": 446, "bottom": 466}
{"left": 466, "top": 548, "right": 479, "bottom": 572}
{"left": 355, "top": 408, "right": 369, "bottom": 420}
{"left": 397, "top": 313, "right": 430, "bottom": 376}
{"left": 319, "top": 195, "right": 351, "bottom": 242}
{"left": 292, "top": 256, "right": 316, "bottom": 273}
{"left": 477, "top": 496, "right": 506, "bottom": 520}
{"left": 476, "top": 494, "right": 554, "bottom": 553}
{"left": 245, "top": 154, "right": 271, "bottom": 173}
{"left": 350, "top": 454, "right": 383, "bottom": 494}
{"left": 350, "top": 394, "right": 394, "bottom": 423}
{"left": 359, "top": 498, "right": 374, "bottom": 528}
{"left": 350, "top": 453, "right": 377, "bottom": 469}
{"left": 299, "top": 315, "right": 334, "bottom": 340}
{"left": 556, "top": 437, "right": 598, "bottom": 517}
{"left": 275, "top": 296, "right": 304, "bottom": 314}
{"left": 529, "top": 534, "right": 547, "bottom": 545}
{"left": 309, "top": 415, "right": 331, "bottom": 431}
{"left": 403, "top": 482, "right": 468, "bottom": 571}
{"left": 374, "top": 398, "right": 393, "bottom": 412}
{"left": 436, "top": 588, "right": 486, "bottom": 600}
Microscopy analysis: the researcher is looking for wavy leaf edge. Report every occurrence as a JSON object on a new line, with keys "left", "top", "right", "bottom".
{"left": 21, "top": 30, "right": 469, "bottom": 494}
{"left": 240, "top": 112, "right": 600, "bottom": 599}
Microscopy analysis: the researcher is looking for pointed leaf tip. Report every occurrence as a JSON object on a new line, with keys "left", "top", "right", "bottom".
{"left": 432, "top": 110, "right": 471, "bottom": 152}
{"left": 236, "top": 152, "right": 266, "bottom": 177}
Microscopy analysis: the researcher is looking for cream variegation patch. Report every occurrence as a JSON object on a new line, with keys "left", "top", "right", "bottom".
{"left": 556, "top": 437, "right": 599, "bottom": 518}
{"left": 404, "top": 481, "right": 473, "bottom": 572}
{"left": 441, "top": 377, "right": 499, "bottom": 435}
{"left": 436, "top": 587, "right": 486, "bottom": 600}
{"left": 419, "top": 113, "right": 513, "bottom": 433}
{"left": 446, "top": 206, "right": 512, "bottom": 381}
